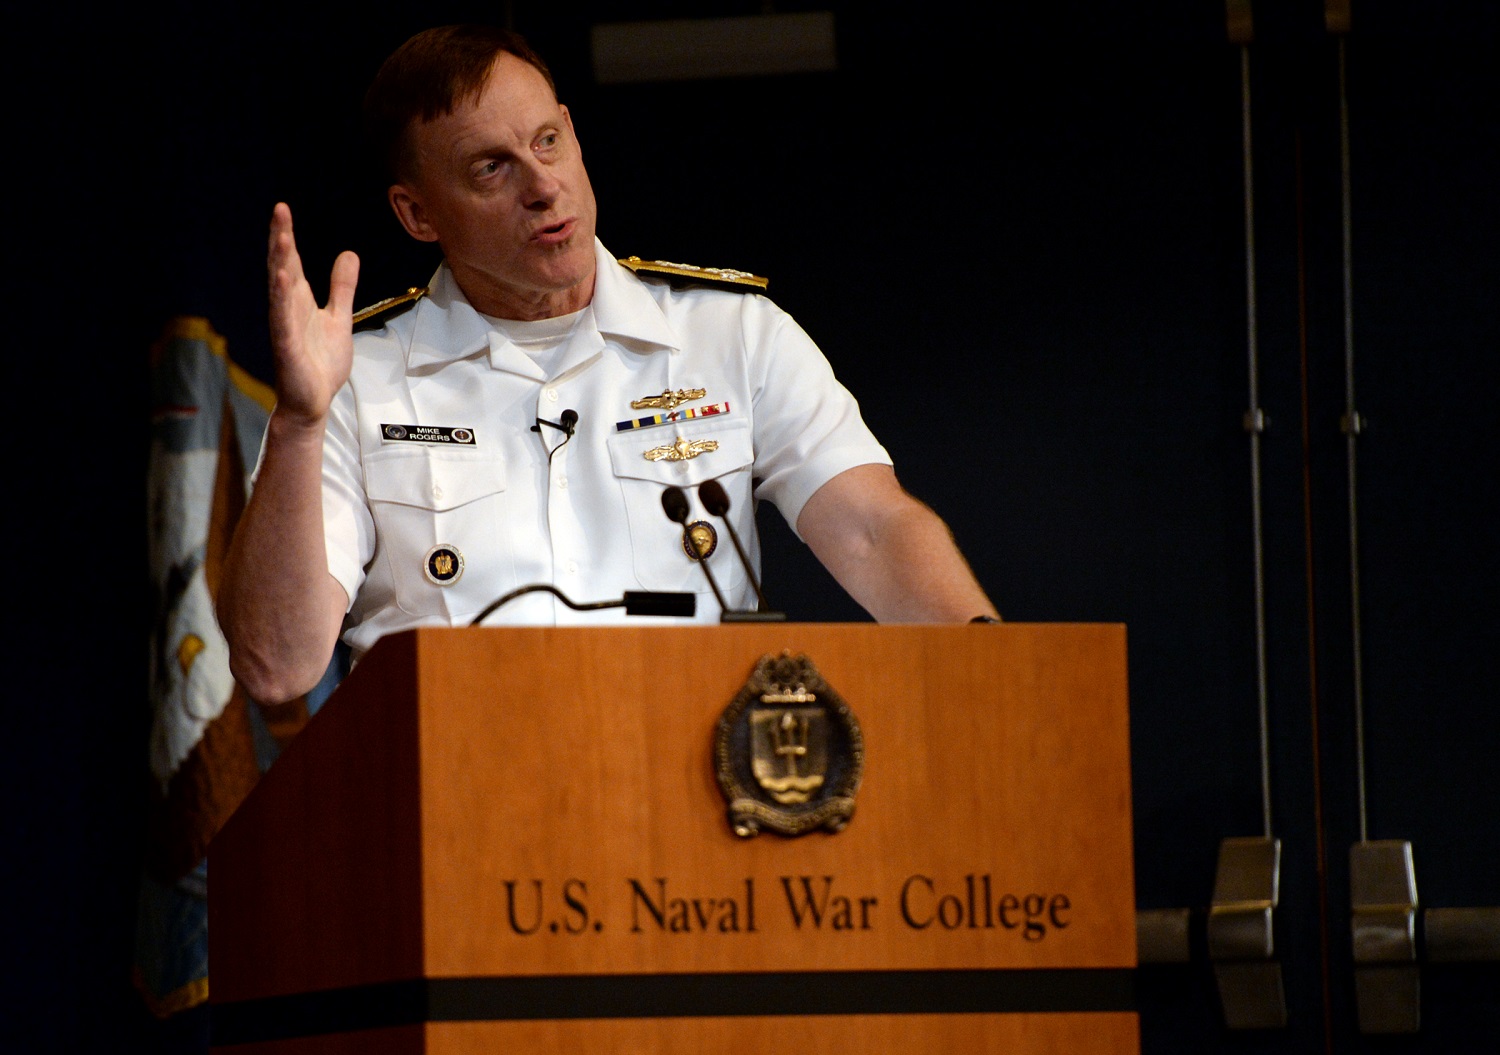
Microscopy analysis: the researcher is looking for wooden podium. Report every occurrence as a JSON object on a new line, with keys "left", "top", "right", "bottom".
{"left": 209, "top": 624, "right": 1136, "bottom": 1053}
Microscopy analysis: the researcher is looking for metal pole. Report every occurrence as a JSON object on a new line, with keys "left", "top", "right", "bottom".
{"left": 1336, "top": 36, "right": 1370, "bottom": 845}
{"left": 1240, "top": 43, "right": 1274, "bottom": 841}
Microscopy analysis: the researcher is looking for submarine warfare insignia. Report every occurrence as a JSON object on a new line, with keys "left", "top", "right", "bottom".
{"left": 616, "top": 401, "right": 729, "bottom": 432}
{"left": 714, "top": 652, "right": 863, "bottom": 838}
{"left": 644, "top": 436, "right": 719, "bottom": 462}
{"left": 631, "top": 388, "right": 707, "bottom": 411}
{"left": 683, "top": 520, "right": 718, "bottom": 561}
{"left": 423, "top": 544, "right": 465, "bottom": 586}
{"left": 617, "top": 257, "right": 769, "bottom": 292}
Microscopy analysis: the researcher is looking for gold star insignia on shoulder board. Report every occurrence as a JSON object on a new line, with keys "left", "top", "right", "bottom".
{"left": 618, "top": 256, "right": 768, "bottom": 292}
{"left": 353, "top": 286, "right": 428, "bottom": 328}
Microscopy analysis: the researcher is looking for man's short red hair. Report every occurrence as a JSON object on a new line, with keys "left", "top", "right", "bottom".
{"left": 363, "top": 24, "right": 557, "bottom": 183}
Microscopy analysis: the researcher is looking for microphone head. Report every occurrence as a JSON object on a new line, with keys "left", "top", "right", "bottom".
{"left": 661, "top": 486, "right": 690, "bottom": 524}
{"left": 560, "top": 409, "right": 579, "bottom": 429}
{"left": 699, "top": 478, "right": 731, "bottom": 516}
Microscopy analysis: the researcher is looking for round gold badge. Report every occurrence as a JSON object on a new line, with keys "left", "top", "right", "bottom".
{"left": 682, "top": 520, "right": 718, "bottom": 561}
{"left": 423, "top": 544, "right": 465, "bottom": 586}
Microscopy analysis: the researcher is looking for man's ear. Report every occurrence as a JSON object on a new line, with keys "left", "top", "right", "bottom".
{"left": 388, "top": 184, "right": 440, "bottom": 243}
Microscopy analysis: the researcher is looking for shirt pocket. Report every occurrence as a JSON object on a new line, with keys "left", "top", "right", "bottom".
{"left": 363, "top": 446, "right": 513, "bottom": 619}
{"left": 606, "top": 417, "right": 754, "bottom": 592}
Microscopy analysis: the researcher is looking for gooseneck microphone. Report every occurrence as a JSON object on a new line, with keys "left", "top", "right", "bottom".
{"left": 698, "top": 479, "right": 783, "bottom": 619}
{"left": 468, "top": 583, "right": 694, "bottom": 626}
{"left": 662, "top": 486, "right": 733, "bottom": 618}
{"left": 663, "top": 484, "right": 786, "bottom": 622}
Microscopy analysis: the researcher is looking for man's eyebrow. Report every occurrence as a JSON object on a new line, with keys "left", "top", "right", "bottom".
{"left": 457, "top": 141, "right": 516, "bottom": 165}
{"left": 456, "top": 123, "right": 561, "bottom": 164}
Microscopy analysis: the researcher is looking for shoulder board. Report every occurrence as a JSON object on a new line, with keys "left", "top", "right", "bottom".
{"left": 353, "top": 286, "right": 428, "bottom": 328}
{"left": 617, "top": 256, "right": 768, "bottom": 293}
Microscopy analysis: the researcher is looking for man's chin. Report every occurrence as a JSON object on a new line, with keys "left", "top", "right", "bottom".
{"left": 529, "top": 244, "right": 595, "bottom": 288}
{"left": 450, "top": 245, "right": 597, "bottom": 316}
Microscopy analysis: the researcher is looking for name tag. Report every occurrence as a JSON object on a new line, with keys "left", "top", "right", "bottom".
{"left": 380, "top": 424, "right": 476, "bottom": 445}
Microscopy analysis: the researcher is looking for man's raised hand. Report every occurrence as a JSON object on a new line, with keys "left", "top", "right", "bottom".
{"left": 267, "top": 202, "right": 360, "bottom": 427}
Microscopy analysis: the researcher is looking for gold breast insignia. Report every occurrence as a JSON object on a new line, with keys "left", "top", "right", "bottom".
{"left": 631, "top": 388, "right": 706, "bottom": 411}
{"left": 644, "top": 436, "right": 719, "bottom": 462}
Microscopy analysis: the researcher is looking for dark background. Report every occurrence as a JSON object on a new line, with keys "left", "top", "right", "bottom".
{"left": 5, "top": 1, "right": 1496, "bottom": 1051}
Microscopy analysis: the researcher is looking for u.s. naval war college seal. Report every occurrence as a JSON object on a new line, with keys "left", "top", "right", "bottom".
{"left": 714, "top": 652, "right": 863, "bottom": 837}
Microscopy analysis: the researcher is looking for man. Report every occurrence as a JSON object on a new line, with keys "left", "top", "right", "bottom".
{"left": 218, "top": 25, "right": 996, "bottom": 706}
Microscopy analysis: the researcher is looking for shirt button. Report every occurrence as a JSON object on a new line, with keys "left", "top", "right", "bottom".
{"left": 566, "top": 560, "right": 579, "bottom": 574}
{"left": 432, "top": 484, "right": 443, "bottom": 500}
{"left": 545, "top": 388, "right": 559, "bottom": 402}
{"left": 557, "top": 476, "right": 569, "bottom": 489}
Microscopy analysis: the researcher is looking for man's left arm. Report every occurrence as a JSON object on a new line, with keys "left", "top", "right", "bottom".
{"left": 797, "top": 463, "right": 999, "bottom": 623}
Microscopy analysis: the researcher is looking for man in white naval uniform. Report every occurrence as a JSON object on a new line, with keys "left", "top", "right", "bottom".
{"left": 329, "top": 238, "right": 895, "bottom": 660}
{"left": 219, "top": 25, "right": 998, "bottom": 703}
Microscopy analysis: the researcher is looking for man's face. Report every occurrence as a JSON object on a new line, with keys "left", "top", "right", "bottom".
{"left": 389, "top": 53, "right": 599, "bottom": 320}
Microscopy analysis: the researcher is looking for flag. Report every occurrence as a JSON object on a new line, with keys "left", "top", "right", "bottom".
{"left": 136, "top": 317, "right": 337, "bottom": 1016}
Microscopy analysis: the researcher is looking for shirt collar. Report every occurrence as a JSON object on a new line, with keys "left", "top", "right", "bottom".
{"left": 589, "top": 239, "right": 682, "bottom": 354}
{"left": 402, "top": 239, "right": 681, "bottom": 374}
{"left": 404, "top": 264, "right": 491, "bottom": 371}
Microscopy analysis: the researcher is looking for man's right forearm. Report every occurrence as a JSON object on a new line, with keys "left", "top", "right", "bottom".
{"left": 217, "top": 409, "right": 350, "bottom": 704}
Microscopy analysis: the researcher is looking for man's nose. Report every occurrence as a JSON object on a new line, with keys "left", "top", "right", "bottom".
{"left": 521, "top": 159, "right": 562, "bottom": 208}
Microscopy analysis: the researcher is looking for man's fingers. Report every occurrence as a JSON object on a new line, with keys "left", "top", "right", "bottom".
{"left": 327, "top": 251, "right": 361, "bottom": 318}
{"left": 268, "top": 202, "right": 292, "bottom": 262}
{"left": 269, "top": 201, "right": 291, "bottom": 234}
{"left": 267, "top": 203, "right": 307, "bottom": 288}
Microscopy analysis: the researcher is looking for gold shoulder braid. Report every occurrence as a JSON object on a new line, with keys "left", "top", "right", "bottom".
{"left": 617, "top": 256, "right": 768, "bottom": 293}
{"left": 353, "top": 286, "right": 428, "bottom": 327}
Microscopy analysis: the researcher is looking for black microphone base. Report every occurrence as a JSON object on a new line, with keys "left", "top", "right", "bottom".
{"left": 622, "top": 591, "right": 698, "bottom": 618}
{"left": 720, "top": 610, "right": 788, "bottom": 623}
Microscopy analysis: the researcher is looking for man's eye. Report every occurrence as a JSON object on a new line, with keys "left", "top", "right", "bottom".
{"left": 538, "top": 133, "right": 559, "bottom": 149}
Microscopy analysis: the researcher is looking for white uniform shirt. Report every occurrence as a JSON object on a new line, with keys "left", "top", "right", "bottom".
{"left": 324, "top": 239, "right": 891, "bottom": 658}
